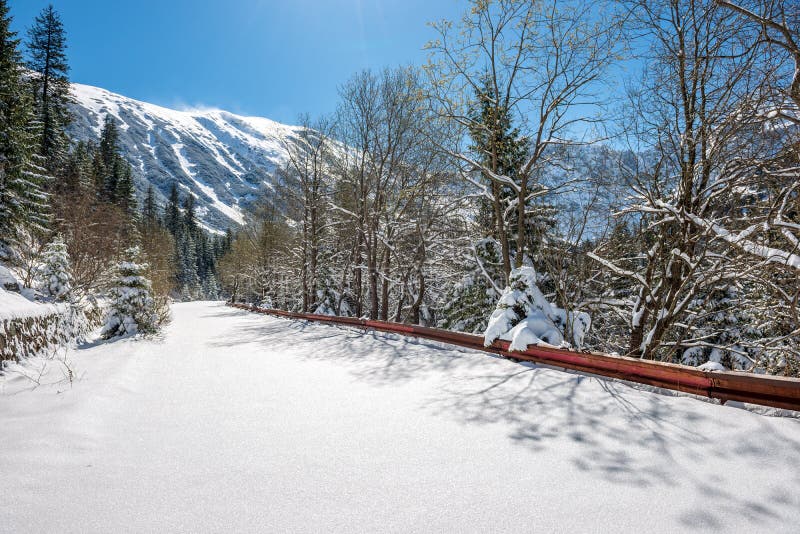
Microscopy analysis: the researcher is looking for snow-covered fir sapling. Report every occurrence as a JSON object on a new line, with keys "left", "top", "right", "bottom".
{"left": 484, "top": 266, "right": 591, "bottom": 351}
{"left": 101, "top": 247, "right": 159, "bottom": 339}
{"left": 37, "top": 235, "right": 72, "bottom": 301}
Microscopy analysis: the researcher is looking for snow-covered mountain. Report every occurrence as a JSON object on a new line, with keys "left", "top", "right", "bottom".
{"left": 68, "top": 83, "right": 304, "bottom": 233}
{"left": 67, "top": 82, "right": 633, "bottom": 236}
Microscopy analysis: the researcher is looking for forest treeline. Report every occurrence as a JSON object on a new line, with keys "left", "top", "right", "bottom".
{"left": 217, "top": 0, "right": 800, "bottom": 376}
{"left": 2, "top": 0, "right": 800, "bottom": 374}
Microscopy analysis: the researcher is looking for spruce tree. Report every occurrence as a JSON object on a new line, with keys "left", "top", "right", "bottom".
{"left": 163, "top": 182, "right": 181, "bottom": 234}
{"left": 224, "top": 228, "right": 233, "bottom": 250}
{"left": 63, "top": 140, "right": 91, "bottom": 194}
{"left": 469, "top": 76, "right": 526, "bottom": 238}
{"left": 98, "top": 114, "right": 118, "bottom": 168}
{"left": 440, "top": 239, "right": 506, "bottom": 333}
{"left": 97, "top": 115, "right": 120, "bottom": 202}
{"left": 142, "top": 185, "right": 157, "bottom": 223}
{"left": 0, "top": 0, "right": 49, "bottom": 241}
{"left": 177, "top": 232, "right": 199, "bottom": 299}
{"left": 182, "top": 193, "right": 197, "bottom": 234}
{"left": 86, "top": 115, "right": 138, "bottom": 213}
{"left": 115, "top": 159, "right": 135, "bottom": 214}
{"left": 469, "top": 75, "right": 555, "bottom": 263}
{"left": 37, "top": 234, "right": 71, "bottom": 301}
{"left": 26, "top": 4, "right": 70, "bottom": 173}
{"left": 101, "top": 246, "right": 158, "bottom": 338}
{"left": 90, "top": 143, "right": 104, "bottom": 193}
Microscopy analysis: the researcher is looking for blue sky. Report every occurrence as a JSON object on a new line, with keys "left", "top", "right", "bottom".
{"left": 10, "top": 0, "right": 463, "bottom": 123}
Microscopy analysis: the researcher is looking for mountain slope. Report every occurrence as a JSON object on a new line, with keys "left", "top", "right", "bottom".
{"left": 67, "top": 83, "right": 303, "bottom": 232}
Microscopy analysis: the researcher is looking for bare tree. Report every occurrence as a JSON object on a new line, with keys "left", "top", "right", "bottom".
{"left": 53, "top": 190, "right": 133, "bottom": 297}
{"left": 332, "top": 67, "right": 438, "bottom": 319}
{"left": 589, "top": 0, "right": 800, "bottom": 372}
{"left": 275, "top": 115, "right": 335, "bottom": 312}
{"left": 425, "top": 0, "right": 622, "bottom": 280}
{"left": 717, "top": 0, "right": 800, "bottom": 114}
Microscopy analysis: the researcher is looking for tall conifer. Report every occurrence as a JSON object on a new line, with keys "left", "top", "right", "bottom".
{"left": 163, "top": 182, "right": 181, "bottom": 234}
{"left": 0, "top": 0, "right": 49, "bottom": 241}
{"left": 143, "top": 185, "right": 157, "bottom": 223}
{"left": 26, "top": 4, "right": 70, "bottom": 173}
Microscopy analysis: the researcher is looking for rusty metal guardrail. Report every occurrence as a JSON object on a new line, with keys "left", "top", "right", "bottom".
{"left": 228, "top": 302, "right": 800, "bottom": 412}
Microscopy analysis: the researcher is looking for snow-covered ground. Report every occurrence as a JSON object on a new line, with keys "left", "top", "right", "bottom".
{"left": 1, "top": 302, "right": 799, "bottom": 533}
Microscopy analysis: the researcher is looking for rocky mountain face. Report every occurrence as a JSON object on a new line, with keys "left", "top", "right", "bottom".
{"left": 67, "top": 83, "right": 303, "bottom": 233}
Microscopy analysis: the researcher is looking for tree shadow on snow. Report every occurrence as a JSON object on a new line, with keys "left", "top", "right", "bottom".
{"left": 209, "top": 313, "right": 800, "bottom": 531}
{"left": 426, "top": 361, "right": 800, "bottom": 531}
{"left": 208, "top": 316, "right": 492, "bottom": 385}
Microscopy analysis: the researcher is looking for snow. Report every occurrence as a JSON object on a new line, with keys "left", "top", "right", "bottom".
{"left": 652, "top": 199, "right": 800, "bottom": 272}
{"left": 485, "top": 266, "right": 591, "bottom": 350}
{"left": 1, "top": 301, "right": 798, "bottom": 533}
{"left": 0, "top": 287, "right": 62, "bottom": 321}
{"left": 170, "top": 142, "right": 195, "bottom": 178}
{"left": 698, "top": 361, "right": 727, "bottom": 372}
{"left": 0, "top": 264, "right": 21, "bottom": 291}
{"left": 70, "top": 83, "right": 302, "bottom": 163}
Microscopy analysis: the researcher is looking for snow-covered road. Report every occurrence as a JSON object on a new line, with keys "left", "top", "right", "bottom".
{"left": 2, "top": 302, "right": 799, "bottom": 533}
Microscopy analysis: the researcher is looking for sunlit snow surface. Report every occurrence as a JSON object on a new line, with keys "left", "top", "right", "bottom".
{"left": 1, "top": 302, "right": 799, "bottom": 533}
{"left": 69, "top": 83, "right": 305, "bottom": 232}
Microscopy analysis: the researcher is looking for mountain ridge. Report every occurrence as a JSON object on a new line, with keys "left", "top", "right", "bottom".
{"left": 67, "top": 82, "right": 303, "bottom": 233}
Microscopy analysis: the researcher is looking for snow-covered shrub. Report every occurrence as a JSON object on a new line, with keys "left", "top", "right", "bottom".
{"left": 101, "top": 247, "right": 161, "bottom": 339}
{"left": 441, "top": 239, "right": 505, "bottom": 333}
{"left": 680, "top": 285, "right": 789, "bottom": 373}
{"left": 484, "top": 266, "right": 591, "bottom": 351}
{"left": 313, "top": 288, "right": 337, "bottom": 315}
{"left": 37, "top": 236, "right": 72, "bottom": 301}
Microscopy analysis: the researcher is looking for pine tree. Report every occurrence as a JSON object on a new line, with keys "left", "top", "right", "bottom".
{"left": 97, "top": 116, "right": 120, "bottom": 202}
{"left": 26, "top": 4, "right": 70, "bottom": 174}
{"left": 37, "top": 234, "right": 71, "bottom": 301}
{"left": 0, "top": 0, "right": 49, "bottom": 241}
{"left": 101, "top": 246, "right": 158, "bottom": 338}
{"left": 63, "top": 140, "right": 91, "bottom": 194}
{"left": 182, "top": 193, "right": 197, "bottom": 234}
{"left": 142, "top": 184, "right": 157, "bottom": 223}
{"left": 177, "top": 232, "right": 199, "bottom": 298}
{"left": 115, "top": 159, "right": 135, "bottom": 214}
{"left": 163, "top": 182, "right": 181, "bottom": 234}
